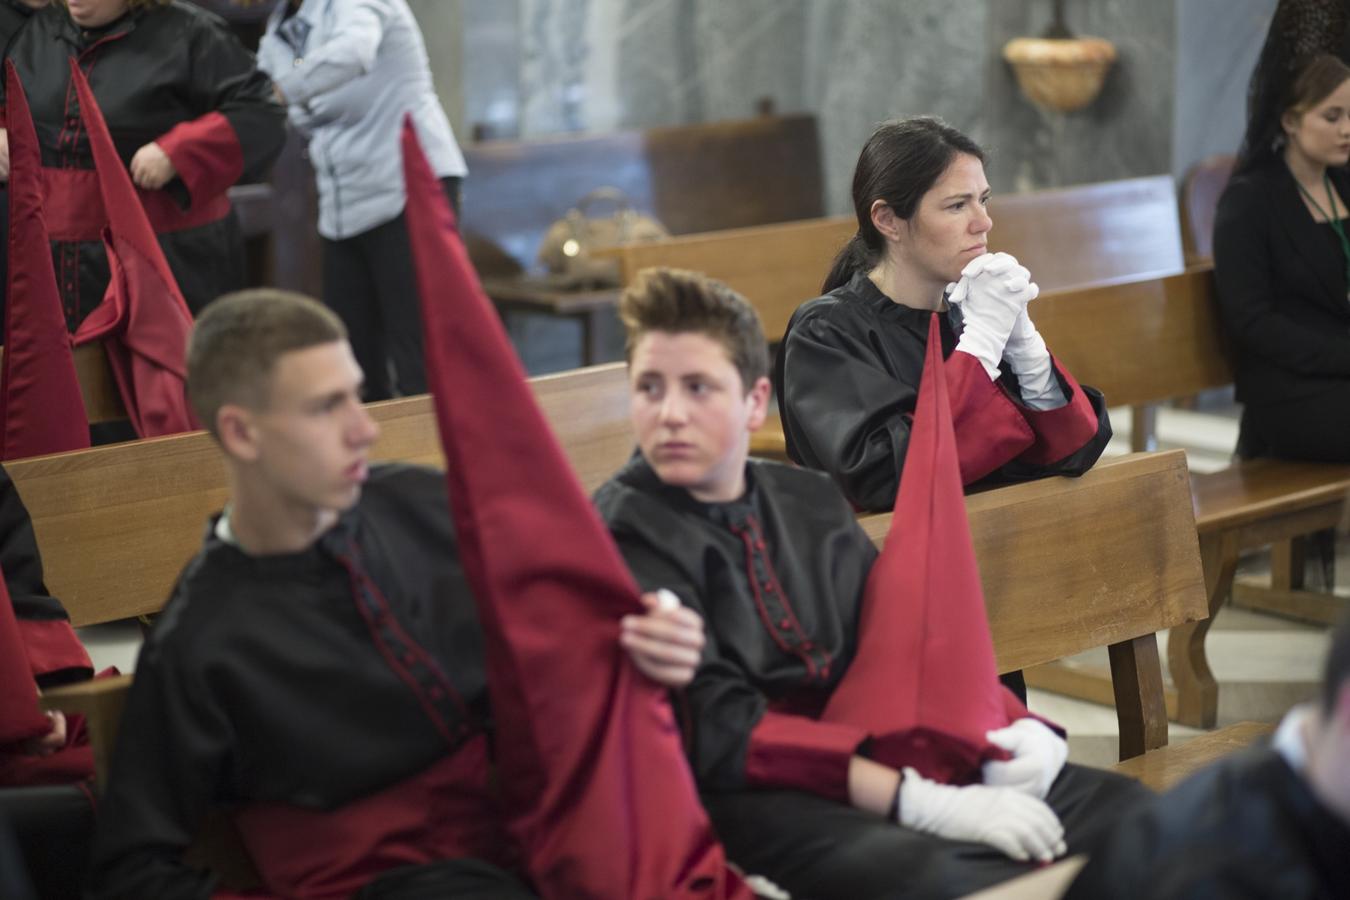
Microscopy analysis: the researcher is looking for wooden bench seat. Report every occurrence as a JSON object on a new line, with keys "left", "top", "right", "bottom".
{"left": 1025, "top": 267, "right": 1349, "bottom": 728}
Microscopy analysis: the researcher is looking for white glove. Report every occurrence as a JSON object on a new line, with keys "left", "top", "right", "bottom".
{"left": 982, "top": 718, "right": 1069, "bottom": 799}
{"left": 897, "top": 767, "right": 1066, "bottom": 863}
{"left": 948, "top": 252, "right": 1039, "bottom": 380}
{"left": 1001, "top": 311, "right": 1066, "bottom": 410}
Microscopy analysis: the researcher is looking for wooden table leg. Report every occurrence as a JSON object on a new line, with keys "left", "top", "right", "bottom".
{"left": 579, "top": 309, "right": 604, "bottom": 367}
{"left": 1169, "top": 531, "right": 1235, "bottom": 728}
{"left": 1129, "top": 404, "right": 1158, "bottom": 453}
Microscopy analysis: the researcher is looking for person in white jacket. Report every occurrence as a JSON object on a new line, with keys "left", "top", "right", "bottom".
{"left": 258, "top": 0, "right": 468, "bottom": 401}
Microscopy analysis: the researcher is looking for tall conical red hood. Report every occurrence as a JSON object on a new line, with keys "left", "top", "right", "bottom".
{"left": 0, "top": 61, "right": 90, "bottom": 459}
{"left": 400, "top": 119, "right": 746, "bottom": 899}
{"left": 822, "top": 313, "right": 1026, "bottom": 784}
{"left": 66, "top": 59, "right": 197, "bottom": 437}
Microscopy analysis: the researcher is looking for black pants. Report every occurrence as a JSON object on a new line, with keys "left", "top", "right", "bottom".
{"left": 703, "top": 763, "right": 1149, "bottom": 900}
{"left": 1238, "top": 384, "right": 1350, "bottom": 462}
{"left": 321, "top": 177, "right": 462, "bottom": 402}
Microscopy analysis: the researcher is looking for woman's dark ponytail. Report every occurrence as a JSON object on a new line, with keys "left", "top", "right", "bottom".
{"left": 822, "top": 233, "right": 873, "bottom": 293}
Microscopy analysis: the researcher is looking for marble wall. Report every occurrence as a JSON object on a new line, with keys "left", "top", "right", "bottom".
{"left": 1172, "top": 0, "right": 1278, "bottom": 180}
{"left": 429, "top": 0, "right": 1283, "bottom": 208}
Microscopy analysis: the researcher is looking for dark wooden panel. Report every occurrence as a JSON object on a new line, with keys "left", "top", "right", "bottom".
{"left": 461, "top": 114, "right": 823, "bottom": 277}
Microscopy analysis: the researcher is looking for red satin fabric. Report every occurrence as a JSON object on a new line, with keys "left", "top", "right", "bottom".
{"left": 944, "top": 349, "right": 1036, "bottom": 485}
{"left": 40, "top": 168, "right": 231, "bottom": 243}
{"left": 0, "top": 61, "right": 90, "bottom": 460}
{"left": 65, "top": 59, "right": 197, "bottom": 438}
{"left": 154, "top": 110, "right": 245, "bottom": 212}
{"left": 1019, "top": 359, "right": 1103, "bottom": 465}
{"left": 401, "top": 119, "right": 747, "bottom": 900}
{"left": 822, "top": 315, "right": 1029, "bottom": 785}
{"left": 232, "top": 737, "right": 513, "bottom": 900}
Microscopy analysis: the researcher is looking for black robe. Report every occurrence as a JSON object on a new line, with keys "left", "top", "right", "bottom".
{"left": 774, "top": 271, "right": 1113, "bottom": 512}
{"left": 0, "top": 0, "right": 33, "bottom": 51}
{"left": 90, "top": 465, "right": 533, "bottom": 900}
{"left": 1, "top": 2, "right": 285, "bottom": 329}
{"left": 1066, "top": 744, "right": 1350, "bottom": 900}
{"left": 596, "top": 454, "right": 1147, "bottom": 900}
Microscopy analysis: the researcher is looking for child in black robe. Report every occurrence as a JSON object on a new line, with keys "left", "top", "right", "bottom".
{"left": 596, "top": 267, "right": 1147, "bottom": 900}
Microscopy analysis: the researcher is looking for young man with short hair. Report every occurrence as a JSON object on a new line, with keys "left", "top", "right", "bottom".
{"left": 595, "top": 267, "right": 1145, "bottom": 900}
{"left": 90, "top": 289, "right": 706, "bottom": 900}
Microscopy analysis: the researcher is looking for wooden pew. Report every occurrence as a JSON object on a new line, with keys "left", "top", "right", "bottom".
{"left": 1022, "top": 266, "right": 1350, "bottom": 727}
{"left": 857, "top": 448, "right": 1270, "bottom": 790}
{"left": 607, "top": 174, "right": 1184, "bottom": 343}
{"left": 461, "top": 113, "right": 824, "bottom": 279}
{"left": 462, "top": 114, "right": 825, "bottom": 365}
{"left": 32, "top": 374, "right": 1257, "bottom": 794}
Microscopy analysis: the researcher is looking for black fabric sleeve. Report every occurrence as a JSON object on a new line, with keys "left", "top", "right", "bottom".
{"left": 778, "top": 313, "right": 914, "bottom": 512}
{"left": 89, "top": 627, "right": 233, "bottom": 900}
{"left": 1213, "top": 177, "right": 1350, "bottom": 377}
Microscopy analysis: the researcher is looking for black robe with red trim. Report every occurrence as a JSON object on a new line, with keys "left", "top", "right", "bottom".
{"left": 596, "top": 455, "right": 1149, "bottom": 900}
{"left": 1, "top": 2, "right": 284, "bottom": 330}
{"left": 0, "top": 462, "right": 94, "bottom": 787}
{"left": 597, "top": 455, "right": 877, "bottom": 802}
{"left": 774, "top": 271, "right": 1112, "bottom": 512}
{"left": 90, "top": 465, "right": 529, "bottom": 900}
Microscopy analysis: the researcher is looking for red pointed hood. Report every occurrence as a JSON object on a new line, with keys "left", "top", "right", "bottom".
{"left": 400, "top": 119, "right": 744, "bottom": 898}
{"left": 66, "top": 59, "right": 197, "bottom": 437}
{"left": 0, "top": 61, "right": 90, "bottom": 459}
{"left": 823, "top": 313, "right": 1026, "bottom": 784}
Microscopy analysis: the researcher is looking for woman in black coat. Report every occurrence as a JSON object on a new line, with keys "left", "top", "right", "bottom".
{"left": 774, "top": 118, "right": 1111, "bottom": 514}
{"left": 1215, "top": 52, "right": 1350, "bottom": 461}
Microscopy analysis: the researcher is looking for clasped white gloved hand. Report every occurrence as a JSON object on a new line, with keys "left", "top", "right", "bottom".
{"left": 982, "top": 717, "right": 1069, "bottom": 800}
{"left": 897, "top": 767, "right": 1066, "bottom": 863}
{"left": 1001, "top": 311, "right": 1067, "bottom": 410}
{"left": 947, "top": 252, "right": 1040, "bottom": 381}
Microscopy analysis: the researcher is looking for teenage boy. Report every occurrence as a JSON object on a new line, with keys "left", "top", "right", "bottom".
{"left": 90, "top": 289, "right": 707, "bottom": 900}
{"left": 595, "top": 267, "right": 1146, "bottom": 900}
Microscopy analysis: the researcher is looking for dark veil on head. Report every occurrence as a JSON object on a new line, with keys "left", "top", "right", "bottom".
{"left": 1236, "top": 0, "right": 1350, "bottom": 175}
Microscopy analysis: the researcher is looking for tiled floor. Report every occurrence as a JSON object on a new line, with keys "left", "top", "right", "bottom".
{"left": 78, "top": 399, "right": 1341, "bottom": 774}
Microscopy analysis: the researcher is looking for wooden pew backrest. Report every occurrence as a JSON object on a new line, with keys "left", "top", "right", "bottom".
{"left": 988, "top": 175, "right": 1185, "bottom": 291}
{"left": 461, "top": 114, "right": 824, "bottom": 277}
{"left": 860, "top": 450, "right": 1206, "bottom": 673}
{"left": 7, "top": 363, "right": 633, "bottom": 628}
{"left": 1181, "top": 154, "right": 1236, "bottom": 264}
{"left": 610, "top": 175, "right": 1186, "bottom": 342}
{"left": 1032, "top": 266, "right": 1233, "bottom": 406}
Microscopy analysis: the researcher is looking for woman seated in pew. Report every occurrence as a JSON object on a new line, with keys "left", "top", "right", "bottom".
{"left": 773, "top": 117, "right": 1111, "bottom": 514}
{"left": 597, "top": 268, "right": 1146, "bottom": 900}
{"left": 1214, "top": 46, "right": 1350, "bottom": 462}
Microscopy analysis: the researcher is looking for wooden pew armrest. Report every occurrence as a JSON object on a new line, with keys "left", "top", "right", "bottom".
{"left": 40, "top": 673, "right": 133, "bottom": 788}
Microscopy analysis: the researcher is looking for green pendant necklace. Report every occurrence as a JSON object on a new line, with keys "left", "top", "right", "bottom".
{"left": 1294, "top": 171, "right": 1350, "bottom": 295}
